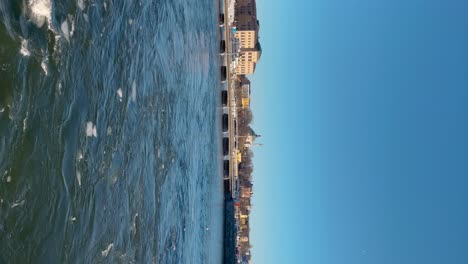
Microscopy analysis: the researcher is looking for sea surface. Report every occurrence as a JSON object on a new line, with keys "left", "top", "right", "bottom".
{"left": 0, "top": 0, "right": 224, "bottom": 263}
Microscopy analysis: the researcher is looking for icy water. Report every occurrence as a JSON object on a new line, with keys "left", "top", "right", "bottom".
{"left": 0, "top": 0, "right": 223, "bottom": 263}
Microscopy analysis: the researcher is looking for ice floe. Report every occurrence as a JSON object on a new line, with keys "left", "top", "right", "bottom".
{"left": 11, "top": 200, "right": 25, "bottom": 208}
{"left": 77, "top": 0, "right": 86, "bottom": 11}
{"left": 101, "top": 243, "right": 113, "bottom": 257}
{"left": 61, "top": 20, "right": 70, "bottom": 41}
{"left": 117, "top": 88, "right": 123, "bottom": 101}
{"left": 40, "top": 58, "right": 48, "bottom": 75}
{"left": 20, "top": 39, "right": 31, "bottom": 57}
{"left": 131, "top": 80, "right": 136, "bottom": 102}
{"left": 86, "top": 121, "right": 97, "bottom": 137}
{"left": 76, "top": 171, "right": 81, "bottom": 187}
{"left": 28, "top": 0, "right": 52, "bottom": 29}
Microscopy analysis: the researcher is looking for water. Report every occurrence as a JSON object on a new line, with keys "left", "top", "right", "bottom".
{"left": 0, "top": 0, "right": 224, "bottom": 263}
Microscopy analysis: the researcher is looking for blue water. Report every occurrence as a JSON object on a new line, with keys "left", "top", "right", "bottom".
{"left": 0, "top": 0, "right": 224, "bottom": 263}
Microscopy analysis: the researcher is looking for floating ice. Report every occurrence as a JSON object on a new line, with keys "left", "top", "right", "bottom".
{"left": 61, "top": 20, "right": 70, "bottom": 41}
{"left": 131, "top": 80, "right": 136, "bottom": 102}
{"left": 23, "top": 117, "right": 28, "bottom": 131}
{"left": 77, "top": 0, "right": 86, "bottom": 11}
{"left": 131, "top": 213, "right": 138, "bottom": 236}
{"left": 11, "top": 200, "right": 25, "bottom": 208}
{"left": 106, "top": 126, "right": 112, "bottom": 135}
{"left": 92, "top": 126, "right": 97, "bottom": 137}
{"left": 86, "top": 122, "right": 93, "bottom": 136}
{"left": 128, "top": 19, "right": 133, "bottom": 25}
{"left": 77, "top": 150, "right": 83, "bottom": 160}
{"left": 20, "top": 39, "right": 31, "bottom": 57}
{"left": 28, "top": 0, "right": 52, "bottom": 28}
{"left": 83, "top": 14, "right": 89, "bottom": 22}
{"left": 58, "top": 82, "right": 63, "bottom": 95}
{"left": 86, "top": 122, "right": 97, "bottom": 137}
{"left": 68, "top": 14, "right": 75, "bottom": 37}
{"left": 6, "top": 175, "right": 11, "bottom": 183}
{"left": 76, "top": 171, "right": 81, "bottom": 187}
{"left": 41, "top": 59, "right": 48, "bottom": 75}
{"left": 101, "top": 243, "right": 113, "bottom": 257}
{"left": 71, "top": 216, "right": 77, "bottom": 222}
{"left": 117, "top": 88, "right": 123, "bottom": 101}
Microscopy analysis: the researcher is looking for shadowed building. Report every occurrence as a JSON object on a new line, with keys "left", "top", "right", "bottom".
{"left": 235, "top": 0, "right": 261, "bottom": 75}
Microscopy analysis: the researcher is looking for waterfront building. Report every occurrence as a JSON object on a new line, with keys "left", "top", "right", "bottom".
{"left": 235, "top": 41, "right": 261, "bottom": 75}
{"left": 241, "top": 82, "right": 251, "bottom": 108}
{"left": 235, "top": 0, "right": 258, "bottom": 49}
{"left": 234, "top": 0, "right": 262, "bottom": 75}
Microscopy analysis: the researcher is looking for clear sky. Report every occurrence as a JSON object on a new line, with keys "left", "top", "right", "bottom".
{"left": 249, "top": 0, "right": 468, "bottom": 263}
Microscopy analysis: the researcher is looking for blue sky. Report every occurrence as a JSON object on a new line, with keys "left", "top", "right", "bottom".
{"left": 249, "top": 0, "right": 468, "bottom": 263}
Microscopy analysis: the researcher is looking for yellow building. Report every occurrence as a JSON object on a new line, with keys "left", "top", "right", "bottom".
{"left": 235, "top": 29, "right": 257, "bottom": 49}
{"left": 235, "top": 44, "right": 262, "bottom": 75}
{"left": 234, "top": 0, "right": 261, "bottom": 75}
{"left": 240, "top": 81, "right": 251, "bottom": 108}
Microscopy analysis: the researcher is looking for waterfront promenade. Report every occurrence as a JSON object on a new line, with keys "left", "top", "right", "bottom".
{"left": 221, "top": 0, "right": 239, "bottom": 197}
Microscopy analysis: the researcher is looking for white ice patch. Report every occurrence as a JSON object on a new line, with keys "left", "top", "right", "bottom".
{"left": 68, "top": 14, "right": 75, "bottom": 37}
{"left": 128, "top": 19, "right": 133, "bottom": 25}
{"left": 117, "top": 87, "right": 123, "bottom": 101}
{"left": 131, "top": 80, "right": 136, "bottom": 102}
{"left": 83, "top": 14, "right": 89, "bottom": 22}
{"left": 23, "top": 116, "right": 28, "bottom": 131}
{"left": 131, "top": 213, "right": 138, "bottom": 236}
{"left": 58, "top": 82, "right": 63, "bottom": 95}
{"left": 6, "top": 175, "right": 11, "bottom": 183}
{"left": 77, "top": 150, "right": 83, "bottom": 160}
{"left": 101, "top": 243, "right": 113, "bottom": 257}
{"left": 86, "top": 121, "right": 97, "bottom": 137}
{"left": 11, "top": 200, "right": 25, "bottom": 208}
{"left": 40, "top": 59, "right": 48, "bottom": 75}
{"left": 61, "top": 20, "right": 70, "bottom": 42}
{"left": 20, "top": 39, "right": 31, "bottom": 57}
{"left": 28, "top": 0, "right": 52, "bottom": 28}
{"left": 76, "top": 171, "right": 81, "bottom": 187}
{"left": 77, "top": 0, "right": 86, "bottom": 11}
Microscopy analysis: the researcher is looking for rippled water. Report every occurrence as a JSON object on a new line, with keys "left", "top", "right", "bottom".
{"left": 0, "top": 0, "right": 223, "bottom": 262}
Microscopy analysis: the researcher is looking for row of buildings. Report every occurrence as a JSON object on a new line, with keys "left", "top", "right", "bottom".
{"left": 230, "top": 0, "right": 261, "bottom": 263}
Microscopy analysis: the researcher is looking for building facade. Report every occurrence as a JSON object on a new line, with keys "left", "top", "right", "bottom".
{"left": 234, "top": 0, "right": 261, "bottom": 75}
